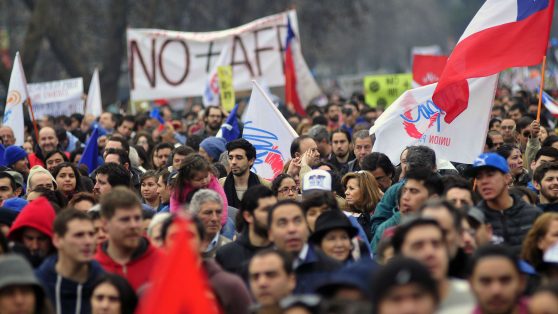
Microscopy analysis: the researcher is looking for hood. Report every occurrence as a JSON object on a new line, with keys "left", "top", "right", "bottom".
{"left": 8, "top": 197, "right": 55, "bottom": 241}
{"left": 36, "top": 254, "right": 105, "bottom": 287}
{"left": 97, "top": 237, "right": 155, "bottom": 266}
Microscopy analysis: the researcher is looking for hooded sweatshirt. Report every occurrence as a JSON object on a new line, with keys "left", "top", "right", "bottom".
{"left": 94, "top": 237, "right": 161, "bottom": 291}
{"left": 35, "top": 255, "right": 105, "bottom": 314}
{"left": 169, "top": 174, "right": 228, "bottom": 225}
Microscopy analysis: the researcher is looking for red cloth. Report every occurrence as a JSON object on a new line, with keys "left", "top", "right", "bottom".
{"left": 94, "top": 238, "right": 162, "bottom": 291}
{"left": 8, "top": 197, "right": 55, "bottom": 241}
{"left": 28, "top": 153, "right": 45, "bottom": 168}
{"left": 284, "top": 18, "right": 305, "bottom": 116}
{"left": 137, "top": 218, "right": 220, "bottom": 314}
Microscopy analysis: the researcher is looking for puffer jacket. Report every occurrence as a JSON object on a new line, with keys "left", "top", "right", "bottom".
{"left": 478, "top": 193, "right": 541, "bottom": 252}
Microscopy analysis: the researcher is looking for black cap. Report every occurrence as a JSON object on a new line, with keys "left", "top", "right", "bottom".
{"left": 309, "top": 210, "right": 358, "bottom": 244}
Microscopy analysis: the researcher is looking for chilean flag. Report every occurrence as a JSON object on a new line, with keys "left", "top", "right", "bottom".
{"left": 284, "top": 17, "right": 306, "bottom": 116}
{"left": 433, "top": 0, "right": 555, "bottom": 123}
{"left": 541, "top": 89, "right": 558, "bottom": 118}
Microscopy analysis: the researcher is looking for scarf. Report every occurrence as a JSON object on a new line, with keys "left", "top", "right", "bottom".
{"left": 223, "top": 171, "right": 261, "bottom": 208}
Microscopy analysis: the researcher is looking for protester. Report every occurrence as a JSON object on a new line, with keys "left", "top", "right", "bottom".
{"left": 360, "top": 152, "right": 395, "bottom": 192}
{"left": 27, "top": 166, "right": 57, "bottom": 192}
{"left": 342, "top": 171, "right": 382, "bottom": 241}
{"left": 151, "top": 143, "right": 173, "bottom": 170}
{"left": 309, "top": 209, "right": 358, "bottom": 263}
{"left": 188, "top": 189, "right": 231, "bottom": 258}
{"left": 36, "top": 209, "right": 104, "bottom": 314}
{"left": 199, "top": 137, "right": 227, "bottom": 163}
{"left": 342, "top": 130, "right": 373, "bottom": 174}
{"left": 92, "top": 163, "right": 131, "bottom": 197}
{"left": 392, "top": 218, "right": 476, "bottom": 313}
{"left": 44, "top": 150, "right": 69, "bottom": 172}
{"left": 67, "top": 192, "right": 97, "bottom": 212}
{"left": 94, "top": 187, "right": 161, "bottom": 291}
{"left": 469, "top": 245, "right": 528, "bottom": 314}
{"left": 267, "top": 200, "right": 341, "bottom": 293}
{"left": 220, "top": 139, "right": 271, "bottom": 208}
{"left": 0, "top": 171, "right": 22, "bottom": 202}
{"left": 327, "top": 129, "right": 354, "bottom": 171}
{"left": 4, "top": 145, "right": 30, "bottom": 180}
{"left": 216, "top": 185, "right": 276, "bottom": 277}
{"left": 155, "top": 169, "right": 171, "bottom": 213}
{"left": 248, "top": 249, "right": 296, "bottom": 313}
{"left": 521, "top": 213, "right": 558, "bottom": 273}
{"left": 271, "top": 173, "right": 298, "bottom": 201}
{"left": 534, "top": 162, "right": 558, "bottom": 212}
{"left": 469, "top": 153, "right": 541, "bottom": 252}
{"left": 29, "top": 126, "right": 63, "bottom": 167}
{"left": 497, "top": 144, "right": 531, "bottom": 187}
{"left": 529, "top": 283, "right": 558, "bottom": 314}
{"left": 139, "top": 171, "right": 159, "bottom": 209}
{"left": 51, "top": 162, "right": 85, "bottom": 201}
{"left": 90, "top": 274, "right": 138, "bottom": 314}
{"left": 146, "top": 212, "right": 171, "bottom": 248}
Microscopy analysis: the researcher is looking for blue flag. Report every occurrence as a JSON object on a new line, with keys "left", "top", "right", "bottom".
{"left": 150, "top": 107, "right": 165, "bottom": 124}
{"left": 0, "top": 144, "right": 6, "bottom": 167}
{"left": 79, "top": 127, "right": 100, "bottom": 173}
{"left": 220, "top": 103, "right": 241, "bottom": 142}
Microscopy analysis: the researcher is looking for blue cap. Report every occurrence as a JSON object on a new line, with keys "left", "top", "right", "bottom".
{"left": 469, "top": 153, "right": 509, "bottom": 176}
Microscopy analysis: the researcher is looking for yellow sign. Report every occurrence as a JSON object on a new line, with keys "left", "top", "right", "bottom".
{"left": 364, "top": 73, "right": 412, "bottom": 108}
{"left": 217, "top": 66, "right": 235, "bottom": 112}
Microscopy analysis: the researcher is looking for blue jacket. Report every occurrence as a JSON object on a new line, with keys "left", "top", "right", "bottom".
{"left": 36, "top": 255, "right": 105, "bottom": 314}
{"left": 370, "top": 181, "right": 404, "bottom": 236}
{"left": 294, "top": 245, "right": 342, "bottom": 294}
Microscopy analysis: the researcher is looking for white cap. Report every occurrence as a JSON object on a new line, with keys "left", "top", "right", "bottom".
{"left": 302, "top": 169, "right": 332, "bottom": 194}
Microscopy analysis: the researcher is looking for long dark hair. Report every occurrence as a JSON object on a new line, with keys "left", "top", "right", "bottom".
{"left": 91, "top": 274, "right": 138, "bottom": 314}
{"left": 173, "top": 153, "right": 211, "bottom": 203}
{"left": 51, "top": 162, "right": 85, "bottom": 198}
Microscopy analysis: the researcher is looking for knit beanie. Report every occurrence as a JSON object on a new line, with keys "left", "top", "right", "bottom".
{"left": 26, "top": 166, "right": 57, "bottom": 190}
{"left": 4, "top": 146, "right": 27, "bottom": 166}
{"left": 199, "top": 137, "right": 227, "bottom": 162}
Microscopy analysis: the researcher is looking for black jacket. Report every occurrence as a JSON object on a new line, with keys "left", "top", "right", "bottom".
{"left": 478, "top": 193, "right": 541, "bottom": 252}
{"left": 215, "top": 231, "right": 272, "bottom": 280}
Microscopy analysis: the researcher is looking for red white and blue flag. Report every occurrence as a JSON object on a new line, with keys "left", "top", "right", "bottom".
{"left": 284, "top": 17, "right": 306, "bottom": 116}
{"left": 433, "top": 0, "right": 555, "bottom": 123}
{"left": 541, "top": 90, "right": 558, "bottom": 118}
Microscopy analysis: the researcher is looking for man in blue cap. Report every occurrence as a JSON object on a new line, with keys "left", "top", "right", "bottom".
{"left": 4, "top": 145, "right": 29, "bottom": 180}
{"left": 468, "top": 153, "right": 541, "bottom": 253}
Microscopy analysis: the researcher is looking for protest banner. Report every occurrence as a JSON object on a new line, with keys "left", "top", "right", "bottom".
{"left": 127, "top": 10, "right": 320, "bottom": 106}
{"left": 363, "top": 73, "right": 412, "bottom": 108}
{"left": 217, "top": 65, "right": 235, "bottom": 112}
{"left": 370, "top": 75, "right": 498, "bottom": 165}
{"left": 28, "top": 78, "right": 84, "bottom": 119}
{"left": 242, "top": 80, "right": 297, "bottom": 181}
{"left": 412, "top": 55, "right": 447, "bottom": 87}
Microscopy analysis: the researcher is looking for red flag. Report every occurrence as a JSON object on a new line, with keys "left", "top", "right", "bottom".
{"left": 412, "top": 55, "right": 448, "bottom": 86}
{"left": 432, "top": 0, "right": 555, "bottom": 123}
{"left": 137, "top": 218, "right": 220, "bottom": 314}
{"left": 284, "top": 17, "right": 305, "bottom": 116}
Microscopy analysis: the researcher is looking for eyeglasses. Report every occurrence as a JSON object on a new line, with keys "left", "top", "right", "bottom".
{"left": 279, "top": 187, "right": 298, "bottom": 194}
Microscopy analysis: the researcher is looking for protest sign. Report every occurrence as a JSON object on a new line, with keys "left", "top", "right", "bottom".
{"left": 28, "top": 78, "right": 84, "bottom": 119}
{"left": 363, "top": 73, "right": 412, "bottom": 108}
{"left": 217, "top": 65, "right": 235, "bottom": 112}
{"left": 127, "top": 10, "right": 320, "bottom": 106}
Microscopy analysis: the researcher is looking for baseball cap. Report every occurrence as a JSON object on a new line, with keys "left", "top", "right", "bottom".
{"left": 466, "top": 153, "right": 509, "bottom": 177}
{"left": 302, "top": 169, "right": 332, "bottom": 195}
{"left": 467, "top": 206, "right": 486, "bottom": 227}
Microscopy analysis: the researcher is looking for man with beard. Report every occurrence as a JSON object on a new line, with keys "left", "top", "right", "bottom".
{"left": 220, "top": 139, "right": 271, "bottom": 208}
{"left": 327, "top": 129, "right": 355, "bottom": 171}
{"left": 216, "top": 185, "right": 277, "bottom": 278}
{"left": 534, "top": 162, "right": 558, "bottom": 212}
{"left": 28, "top": 126, "right": 64, "bottom": 167}
{"left": 197, "top": 106, "right": 224, "bottom": 137}
{"left": 94, "top": 187, "right": 161, "bottom": 291}
{"left": 469, "top": 245, "right": 528, "bottom": 314}
{"left": 325, "top": 103, "right": 341, "bottom": 131}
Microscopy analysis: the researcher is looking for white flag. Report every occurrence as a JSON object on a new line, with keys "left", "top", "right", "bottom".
{"left": 370, "top": 75, "right": 498, "bottom": 165}
{"left": 242, "top": 81, "right": 298, "bottom": 180}
{"left": 85, "top": 68, "right": 102, "bottom": 117}
{"left": 3, "top": 52, "right": 28, "bottom": 146}
{"left": 202, "top": 45, "right": 231, "bottom": 107}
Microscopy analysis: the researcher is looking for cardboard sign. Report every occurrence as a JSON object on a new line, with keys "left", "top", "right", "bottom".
{"left": 217, "top": 65, "right": 235, "bottom": 111}
{"left": 364, "top": 73, "right": 412, "bottom": 108}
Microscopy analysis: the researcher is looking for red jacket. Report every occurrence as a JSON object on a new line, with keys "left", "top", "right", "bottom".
{"left": 8, "top": 197, "right": 55, "bottom": 241}
{"left": 95, "top": 237, "right": 162, "bottom": 291}
{"left": 28, "top": 153, "right": 45, "bottom": 168}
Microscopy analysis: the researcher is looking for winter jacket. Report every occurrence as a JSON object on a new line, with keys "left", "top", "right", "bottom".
{"left": 215, "top": 231, "right": 273, "bottom": 278}
{"left": 203, "top": 260, "right": 251, "bottom": 314}
{"left": 294, "top": 245, "right": 342, "bottom": 294}
{"left": 537, "top": 202, "right": 558, "bottom": 212}
{"left": 94, "top": 237, "right": 161, "bottom": 291}
{"left": 340, "top": 158, "right": 361, "bottom": 176}
{"left": 477, "top": 193, "right": 541, "bottom": 252}
{"left": 35, "top": 255, "right": 105, "bottom": 314}
{"left": 371, "top": 211, "right": 401, "bottom": 253}
{"left": 370, "top": 181, "right": 405, "bottom": 237}
{"left": 170, "top": 174, "right": 228, "bottom": 225}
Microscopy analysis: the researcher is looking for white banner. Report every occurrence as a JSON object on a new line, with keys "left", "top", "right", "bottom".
{"left": 28, "top": 78, "right": 84, "bottom": 119}
{"left": 242, "top": 81, "right": 298, "bottom": 181}
{"left": 370, "top": 75, "right": 498, "bottom": 165}
{"left": 127, "top": 10, "right": 320, "bottom": 104}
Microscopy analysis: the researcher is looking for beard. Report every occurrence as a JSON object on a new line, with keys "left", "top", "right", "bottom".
{"left": 253, "top": 219, "right": 268, "bottom": 239}
{"left": 541, "top": 187, "right": 558, "bottom": 203}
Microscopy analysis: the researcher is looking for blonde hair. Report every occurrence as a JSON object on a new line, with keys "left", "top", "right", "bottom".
{"left": 342, "top": 171, "right": 382, "bottom": 213}
{"left": 521, "top": 212, "right": 558, "bottom": 271}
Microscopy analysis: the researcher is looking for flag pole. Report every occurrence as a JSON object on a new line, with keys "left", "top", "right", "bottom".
{"left": 26, "top": 98, "right": 40, "bottom": 141}
{"left": 536, "top": 56, "right": 547, "bottom": 122}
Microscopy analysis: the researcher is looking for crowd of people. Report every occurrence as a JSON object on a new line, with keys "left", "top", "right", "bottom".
{"left": 1, "top": 87, "right": 558, "bottom": 314}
